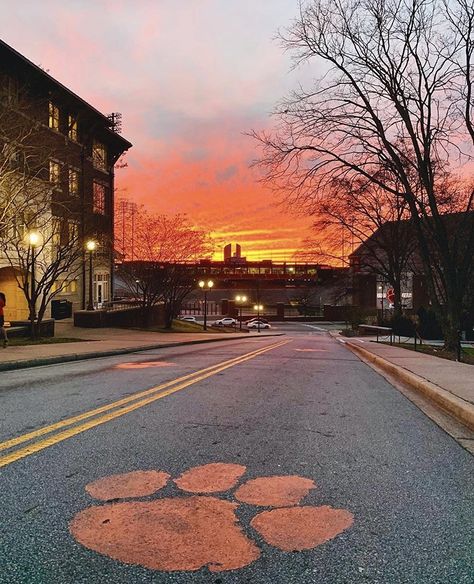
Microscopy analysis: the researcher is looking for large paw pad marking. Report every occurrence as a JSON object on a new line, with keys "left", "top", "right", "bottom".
{"left": 70, "top": 462, "right": 353, "bottom": 573}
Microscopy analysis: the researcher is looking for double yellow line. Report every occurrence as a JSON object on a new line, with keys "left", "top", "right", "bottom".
{"left": 0, "top": 339, "right": 289, "bottom": 469}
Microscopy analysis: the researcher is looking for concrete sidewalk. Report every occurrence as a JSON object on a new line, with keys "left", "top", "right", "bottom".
{"left": 0, "top": 321, "right": 282, "bottom": 372}
{"left": 342, "top": 337, "right": 474, "bottom": 431}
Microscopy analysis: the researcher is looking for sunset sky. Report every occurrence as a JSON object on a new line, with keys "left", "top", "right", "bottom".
{"left": 1, "top": 0, "right": 318, "bottom": 260}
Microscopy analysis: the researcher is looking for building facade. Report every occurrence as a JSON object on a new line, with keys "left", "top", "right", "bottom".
{"left": 0, "top": 40, "right": 131, "bottom": 320}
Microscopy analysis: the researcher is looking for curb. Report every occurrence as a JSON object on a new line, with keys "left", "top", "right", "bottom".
{"left": 0, "top": 333, "right": 284, "bottom": 373}
{"left": 345, "top": 340, "right": 474, "bottom": 431}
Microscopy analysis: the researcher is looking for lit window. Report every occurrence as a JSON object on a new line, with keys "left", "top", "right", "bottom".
{"left": 68, "top": 168, "right": 79, "bottom": 196}
{"left": 48, "top": 102, "right": 60, "bottom": 131}
{"left": 92, "top": 140, "right": 107, "bottom": 170}
{"left": 49, "top": 160, "right": 60, "bottom": 185}
{"left": 93, "top": 181, "right": 106, "bottom": 214}
{"left": 68, "top": 114, "right": 78, "bottom": 141}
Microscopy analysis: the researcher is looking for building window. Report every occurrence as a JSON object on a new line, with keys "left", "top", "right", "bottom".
{"left": 48, "top": 102, "right": 60, "bottom": 131}
{"left": 68, "top": 114, "right": 78, "bottom": 141}
{"left": 94, "top": 272, "right": 110, "bottom": 305}
{"left": 92, "top": 140, "right": 107, "bottom": 170}
{"left": 68, "top": 168, "right": 79, "bottom": 196}
{"left": 52, "top": 279, "right": 78, "bottom": 294}
{"left": 93, "top": 181, "right": 106, "bottom": 214}
{"left": 49, "top": 160, "right": 60, "bottom": 185}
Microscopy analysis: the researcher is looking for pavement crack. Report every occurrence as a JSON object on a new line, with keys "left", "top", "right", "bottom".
{"left": 185, "top": 422, "right": 241, "bottom": 430}
{"left": 23, "top": 504, "right": 40, "bottom": 515}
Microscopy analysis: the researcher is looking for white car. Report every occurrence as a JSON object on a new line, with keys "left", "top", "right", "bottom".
{"left": 178, "top": 315, "right": 198, "bottom": 323}
{"left": 212, "top": 317, "right": 237, "bottom": 327}
{"left": 247, "top": 320, "right": 271, "bottom": 329}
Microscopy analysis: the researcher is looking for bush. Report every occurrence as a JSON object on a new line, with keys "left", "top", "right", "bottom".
{"left": 417, "top": 307, "right": 443, "bottom": 340}
{"left": 382, "top": 314, "right": 416, "bottom": 337}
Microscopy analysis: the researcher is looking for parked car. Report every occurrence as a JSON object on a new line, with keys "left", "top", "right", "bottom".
{"left": 244, "top": 317, "right": 269, "bottom": 325}
{"left": 178, "top": 315, "right": 198, "bottom": 323}
{"left": 247, "top": 320, "right": 271, "bottom": 329}
{"left": 212, "top": 317, "right": 237, "bottom": 327}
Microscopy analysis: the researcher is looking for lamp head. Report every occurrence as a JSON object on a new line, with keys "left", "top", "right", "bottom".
{"left": 208, "top": 280, "right": 214, "bottom": 288}
{"left": 26, "top": 231, "right": 41, "bottom": 247}
{"left": 198, "top": 280, "right": 205, "bottom": 288}
{"left": 86, "top": 240, "right": 97, "bottom": 252}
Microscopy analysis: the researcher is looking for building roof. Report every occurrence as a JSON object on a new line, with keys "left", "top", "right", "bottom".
{"left": 0, "top": 39, "right": 132, "bottom": 150}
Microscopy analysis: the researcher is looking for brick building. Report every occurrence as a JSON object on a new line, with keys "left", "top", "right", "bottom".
{"left": 0, "top": 40, "right": 131, "bottom": 320}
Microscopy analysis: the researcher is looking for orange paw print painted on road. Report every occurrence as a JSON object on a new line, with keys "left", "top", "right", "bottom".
{"left": 70, "top": 463, "right": 353, "bottom": 573}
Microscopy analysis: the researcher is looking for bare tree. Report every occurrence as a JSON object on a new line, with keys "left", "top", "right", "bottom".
{"left": 296, "top": 177, "right": 417, "bottom": 315}
{"left": 0, "top": 97, "right": 83, "bottom": 337}
{"left": 252, "top": 0, "right": 474, "bottom": 350}
{"left": 116, "top": 201, "right": 213, "bottom": 327}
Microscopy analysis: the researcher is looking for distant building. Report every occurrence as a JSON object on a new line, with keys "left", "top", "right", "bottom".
{"left": 348, "top": 213, "right": 474, "bottom": 313}
{"left": 0, "top": 40, "right": 132, "bottom": 319}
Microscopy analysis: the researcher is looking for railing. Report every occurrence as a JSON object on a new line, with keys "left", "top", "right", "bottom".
{"left": 101, "top": 300, "right": 141, "bottom": 312}
{"left": 359, "top": 324, "right": 393, "bottom": 344}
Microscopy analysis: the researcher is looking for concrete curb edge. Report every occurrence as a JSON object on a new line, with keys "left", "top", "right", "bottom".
{"left": 0, "top": 333, "right": 284, "bottom": 373}
{"left": 345, "top": 340, "right": 474, "bottom": 431}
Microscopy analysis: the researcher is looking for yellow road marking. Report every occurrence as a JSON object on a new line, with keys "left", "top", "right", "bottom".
{"left": 0, "top": 340, "right": 290, "bottom": 468}
{"left": 0, "top": 339, "right": 287, "bottom": 453}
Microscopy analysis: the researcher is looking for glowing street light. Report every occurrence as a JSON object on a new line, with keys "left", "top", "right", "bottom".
{"left": 253, "top": 303, "right": 264, "bottom": 333}
{"left": 199, "top": 279, "right": 214, "bottom": 330}
{"left": 25, "top": 230, "right": 42, "bottom": 333}
{"left": 85, "top": 239, "right": 97, "bottom": 311}
{"left": 235, "top": 294, "right": 247, "bottom": 330}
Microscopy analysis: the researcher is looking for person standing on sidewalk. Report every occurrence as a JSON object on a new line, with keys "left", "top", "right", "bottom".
{"left": 0, "top": 292, "right": 8, "bottom": 348}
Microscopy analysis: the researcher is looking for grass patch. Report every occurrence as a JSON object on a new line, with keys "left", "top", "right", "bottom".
{"left": 5, "top": 337, "right": 86, "bottom": 347}
{"left": 145, "top": 320, "right": 243, "bottom": 334}
{"left": 382, "top": 342, "right": 474, "bottom": 365}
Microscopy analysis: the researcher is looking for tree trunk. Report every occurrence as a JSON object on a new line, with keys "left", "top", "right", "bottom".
{"left": 164, "top": 302, "right": 174, "bottom": 329}
{"left": 441, "top": 302, "right": 462, "bottom": 353}
{"left": 393, "top": 278, "right": 403, "bottom": 318}
{"left": 29, "top": 302, "right": 37, "bottom": 340}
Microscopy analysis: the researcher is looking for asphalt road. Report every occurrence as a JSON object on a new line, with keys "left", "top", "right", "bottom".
{"left": 0, "top": 323, "right": 472, "bottom": 584}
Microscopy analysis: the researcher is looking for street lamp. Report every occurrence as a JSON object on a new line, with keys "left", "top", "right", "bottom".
{"left": 199, "top": 279, "right": 214, "bottom": 330}
{"left": 235, "top": 294, "right": 247, "bottom": 330}
{"left": 85, "top": 239, "right": 97, "bottom": 311}
{"left": 25, "top": 230, "right": 41, "bottom": 334}
{"left": 253, "top": 303, "right": 264, "bottom": 333}
{"left": 135, "top": 279, "right": 140, "bottom": 301}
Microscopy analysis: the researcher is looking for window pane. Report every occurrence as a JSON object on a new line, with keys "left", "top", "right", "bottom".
{"left": 69, "top": 168, "right": 79, "bottom": 195}
{"left": 68, "top": 115, "right": 78, "bottom": 141}
{"left": 49, "top": 160, "right": 60, "bottom": 184}
{"left": 48, "top": 102, "right": 60, "bottom": 131}
{"left": 92, "top": 140, "right": 107, "bottom": 170}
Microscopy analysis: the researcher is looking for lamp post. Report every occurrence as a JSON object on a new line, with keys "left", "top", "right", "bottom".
{"left": 253, "top": 304, "right": 264, "bottom": 333}
{"left": 199, "top": 279, "right": 214, "bottom": 330}
{"left": 235, "top": 295, "right": 247, "bottom": 330}
{"left": 135, "top": 279, "right": 140, "bottom": 301}
{"left": 25, "top": 231, "right": 41, "bottom": 335}
{"left": 85, "top": 240, "right": 97, "bottom": 311}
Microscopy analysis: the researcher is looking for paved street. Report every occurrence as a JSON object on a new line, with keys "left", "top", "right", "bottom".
{"left": 0, "top": 323, "right": 472, "bottom": 584}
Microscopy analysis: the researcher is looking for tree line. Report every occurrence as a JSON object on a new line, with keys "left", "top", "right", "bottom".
{"left": 251, "top": 0, "right": 474, "bottom": 350}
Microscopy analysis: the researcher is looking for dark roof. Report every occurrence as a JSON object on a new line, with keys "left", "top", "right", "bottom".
{"left": 0, "top": 39, "right": 132, "bottom": 150}
{"left": 349, "top": 211, "right": 474, "bottom": 258}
